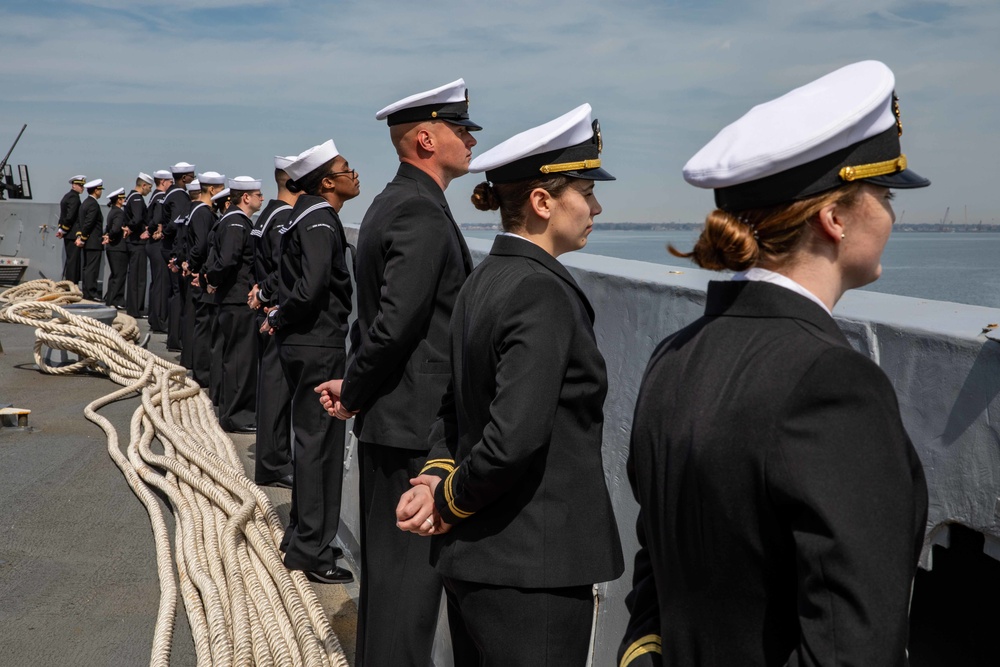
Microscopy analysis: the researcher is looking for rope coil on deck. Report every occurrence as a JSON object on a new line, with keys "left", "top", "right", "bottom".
{"left": 0, "top": 281, "right": 349, "bottom": 667}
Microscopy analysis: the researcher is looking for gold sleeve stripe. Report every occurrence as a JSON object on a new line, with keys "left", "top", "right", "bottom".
{"left": 420, "top": 458, "right": 456, "bottom": 474}
{"left": 620, "top": 634, "right": 662, "bottom": 667}
{"left": 443, "top": 470, "right": 474, "bottom": 519}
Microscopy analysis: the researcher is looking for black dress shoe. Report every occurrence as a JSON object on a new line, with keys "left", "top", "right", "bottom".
{"left": 304, "top": 566, "right": 354, "bottom": 584}
{"left": 227, "top": 424, "right": 257, "bottom": 434}
{"left": 257, "top": 474, "right": 293, "bottom": 489}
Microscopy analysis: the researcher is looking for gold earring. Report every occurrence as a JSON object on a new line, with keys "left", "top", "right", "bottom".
{"left": 841, "top": 233, "right": 846, "bottom": 239}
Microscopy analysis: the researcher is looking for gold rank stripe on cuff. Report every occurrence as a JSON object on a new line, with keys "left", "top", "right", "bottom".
{"left": 839, "top": 154, "right": 907, "bottom": 182}
{"left": 620, "top": 634, "right": 662, "bottom": 667}
{"left": 420, "top": 458, "right": 456, "bottom": 475}
{"left": 443, "top": 469, "right": 474, "bottom": 519}
{"left": 540, "top": 158, "right": 602, "bottom": 174}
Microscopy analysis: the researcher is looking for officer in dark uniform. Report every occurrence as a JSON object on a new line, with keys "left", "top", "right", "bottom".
{"left": 76, "top": 179, "right": 105, "bottom": 300}
{"left": 124, "top": 173, "right": 153, "bottom": 317}
{"left": 162, "top": 162, "right": 195, "bottom": 353}
{"left": 261, "top": 140, "right": 357, "bottom": 583}
{"left": 398, "top": 104, "right": 624, "bottom": 665}
{"left": 205, "top": 176, "right": 261, "bottom": 433}
{"left": 248, "top": 155, "right": 298, "bottom": 488}
{"left": 186, "top": 171, "right": 226, "bottom": 389}
{"left": 318, "top": 78, "right": 479, "bottom": 666}
{"left": 56, "top": 175, "right": 86, "bottom": 283}
{"left": 618, "top": 61, "right": 930, "bottom": 667}
{"left": 102, "top": 188, "right": 129, "bottom": 308}
{"left": 146, "top": 170, "right": 173, "bottom": 333}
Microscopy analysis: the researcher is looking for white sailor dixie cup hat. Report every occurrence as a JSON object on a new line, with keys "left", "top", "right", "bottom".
{"left": 153, "top": 170, "right": 173, "bottom": 180}
{"left": 470, "top": 103, "right": 614, "bottom": 183}
{"left": 171, "top": 162, "right": 196, "bottom": 175}
{"left": 228, "top": 176, "right": 261, "bottom": 191}
{"left": 683, "top": 60, "right": 930, "bottom": 211}
{"left": 186, "top": 180, "right": 201, "bottom": 192}
{"left": 284, "top": 140, "right": 339, "bottom": 181}
{"left": 211, "top": 188, "right": 230, "bottom": 202}
{"left": 197, "top": 171, "right": 225, "bottom": 185}
{"left": 376, "top": 78, "right": 482, "bottom": 130}
{"left": 274, "top": 155, "right": 297, "bottom": 171}
{"left": 138, "top": 172, "right": 154, "bottom": 185}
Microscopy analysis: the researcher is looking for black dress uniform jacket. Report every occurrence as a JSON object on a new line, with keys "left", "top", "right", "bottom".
{"left": 77, "top": 196, "right": 104, "bottom": 250}
{"left": 124, "top": 189, "right": 148, "bottom": 317}
{"left": 618, "top": 280, "right": 928, "bottom": 667}
{"left": 104, "top": 207, "right": 127, "bottom": 249}
{"left": 103, "top": 206, "right": 128, "bottom": 307}
{"left": 145, "top": 190, "right": 169, "bottom": 330}
{"left": 205, "top": 208, "right": 254, "bottom": 306}
{"left": 185, "top": 202, "right": 215, "bottom": 277}
{"left": 58, "top": 189, "right": 82, "bottom": 282}
{"left": 252, "top": 199, "right": 292, "bottom": 303}
{"left": 161, "top": 185, "right": 191, "bottom": 262}
{"left": 340, "top": 162, "right": 473, "bottom": 448}
{"left": 424, "top": 234, "right": 624, "bottom": 589}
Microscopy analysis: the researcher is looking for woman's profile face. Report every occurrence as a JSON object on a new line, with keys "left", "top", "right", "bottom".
{"left": 329, "top": 155, "right": 361, "bottom": 201}
{"left": 548, "top": 180, "right": 602, "bottom": 256}
{"left": 839, "top": 184, "right": 896, "bottom": 289}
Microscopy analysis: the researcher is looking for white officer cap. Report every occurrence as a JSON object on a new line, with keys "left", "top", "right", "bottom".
{"left": 153, "top": 170, "right": 173, "bottom": 180}
{"left": 470, "top": 103, "right": 614, "bottom": 184}
{"left": 683, "top": 60, "right": 929, "bottom": 211}
{"left": 284, "top": 140, "right": 339, "bottom": 181}
{"left": 228, "top": 176, "right": 261, "bottom": 191}
{"left": 137, "top": 172, "right": 154, "bottom": 185}
{"left": 69, "top": 174, "right": 87, "bottom": 184}
{"left": 105, "top": 187, "right": 125, "bottom": 199}
{"left": 171, "top": 161, "right": 196, "bottom": 174}
{"left": 186, "top": 179, "right": 201, "bottom": 192}
{"left": 84, "top": 178, "right": 104, "bottom": 189}
{"left": 375, "top": 78, "right": 482, "bottom": 130}
{"left": 197, "top": 171, "right": 225, "bottom": 185}
{"left": 211, "top": 188, "right": 230, "bottom": 202}
{"left": 274, "top": 155, "right": 297, "bottom": 171}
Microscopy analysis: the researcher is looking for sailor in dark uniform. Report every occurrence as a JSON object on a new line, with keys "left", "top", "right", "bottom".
{"left": 618, "top": 61, "right": 930, "bottom": 667}
{"left": 397, "top": 104, "right": 624, "bottom": 665}
{"left": 247, "top": 155, "right": 298, "bottom": 488}
{"left": 76, "top": 179, "right": 105, "bottom": 300}
{"left": 204, "top": 187, "right": 231, "bottom": 404}
{"left": 186, "top": 171, "right": 226, "bottom": 389}
{"left": 162, "top": 161, "right": 196, "bottom": 353}
{"left": 124, "top": 172, "right": 153, "bottom": 318}
{"left": 318, "top": 78, "right": 480, "bottom": 666}
{"left": 145, "top": 170, "right": 173, "bottom": 333}
{"left": 260, "top": 140, "right": 357, "bottom": 582}
{"left": 56, "top": 175, "right": 86, "bottom": 283}
{"left": 178, "top": 177, "right": 203, "bottom": 368}
{"left": 101, "top": 188, "right": 129, "bottom": 308}
{"left": 205, "top": 176, "right": 261, "bottom": 433}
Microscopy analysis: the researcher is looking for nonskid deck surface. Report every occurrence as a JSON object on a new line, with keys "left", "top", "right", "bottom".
{"left": 0, "top": 315, "right": 358, "bottom": 666}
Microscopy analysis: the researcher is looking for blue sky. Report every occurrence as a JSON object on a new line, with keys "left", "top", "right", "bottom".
{"left": 1, "top": 0, "right": 998, "bottom": 226}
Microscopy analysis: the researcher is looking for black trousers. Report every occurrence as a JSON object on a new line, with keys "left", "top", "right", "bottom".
{"left": 443, "top": 578, "right": 593, "bottom": 667}
{"left": 81, "top": 246, "right": 102, "bottom": 300}
{"left": 146, "top": 240, "right": 169, "bottom": 331}
{"left": 166, "top": 269, "right": 183, "bottom": 350}
{"left": 125, "top": 242, "right": 147, "bottom": 317}
{"left": 356, "top": 442, "right": 443, "bottom": 667}
{"left": 277, "top": 343, "right": 345, "bottom": 571}
{"left": 104, "top": 249, "right": 128, "bottom": 307}
{"left": 216, "top": 303, "right": 257, "bottom": 431}
{"left": 192, "top": 297, "right": 214, "bottom": 389}
{"left": 180, "top": 280, "right": 197, "bottom": 368}
{"left": 208, "top": 303, "right": 223, "bottom": 405}
{"left": 62, "top": 236, "right": 81, "bottom": 283}
{"left": 254, "top": 320, "right": 291, "bottom": 484}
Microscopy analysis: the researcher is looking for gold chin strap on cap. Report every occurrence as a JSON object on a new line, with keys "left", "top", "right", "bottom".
{"left": 540, "top": 158, "right": 602, "bottom": 174}
{"left": 839, "top": 154, "right": 907, "bottom": 182}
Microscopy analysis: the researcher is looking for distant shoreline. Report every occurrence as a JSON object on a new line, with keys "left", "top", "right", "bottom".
{"left": 459, "top": 222, "right": 1000, "bottom": 233}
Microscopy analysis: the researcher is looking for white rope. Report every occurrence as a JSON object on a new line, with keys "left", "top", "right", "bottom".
{"left": 0, "top": 281, "right": 349, "bottom": 667}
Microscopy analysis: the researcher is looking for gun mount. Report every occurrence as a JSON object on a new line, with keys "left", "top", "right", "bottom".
{"left": 0, "top": 124, "right": 31, "bottom": 201}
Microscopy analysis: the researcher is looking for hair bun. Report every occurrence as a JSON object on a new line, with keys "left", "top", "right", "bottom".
{"left": 470, "top": 181, "right": 500, "bottom": 212}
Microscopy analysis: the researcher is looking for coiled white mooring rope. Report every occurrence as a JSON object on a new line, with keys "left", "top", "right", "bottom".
{"left": 0, "top": 281, "right": 349, "bottom": 667}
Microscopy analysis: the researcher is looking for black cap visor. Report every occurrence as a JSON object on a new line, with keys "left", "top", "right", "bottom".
{"left": 561, "top": 166, "right": 616, "bottom": 181}
{"left": 444, "top": 118, "right": 483, "bottom": 131}
{"left": 864, "top": 168, "right": 930, "bottom": 190}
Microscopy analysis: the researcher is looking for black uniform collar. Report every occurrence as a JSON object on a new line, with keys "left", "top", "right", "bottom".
{"left": 705, "top": 280, "right": 845, "bottom": 342}
{"left": 396, "top": 162, "right": 447, "bottom": 205}
{"left": 489, "top": 234, "right": 595, "bottom": 322}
